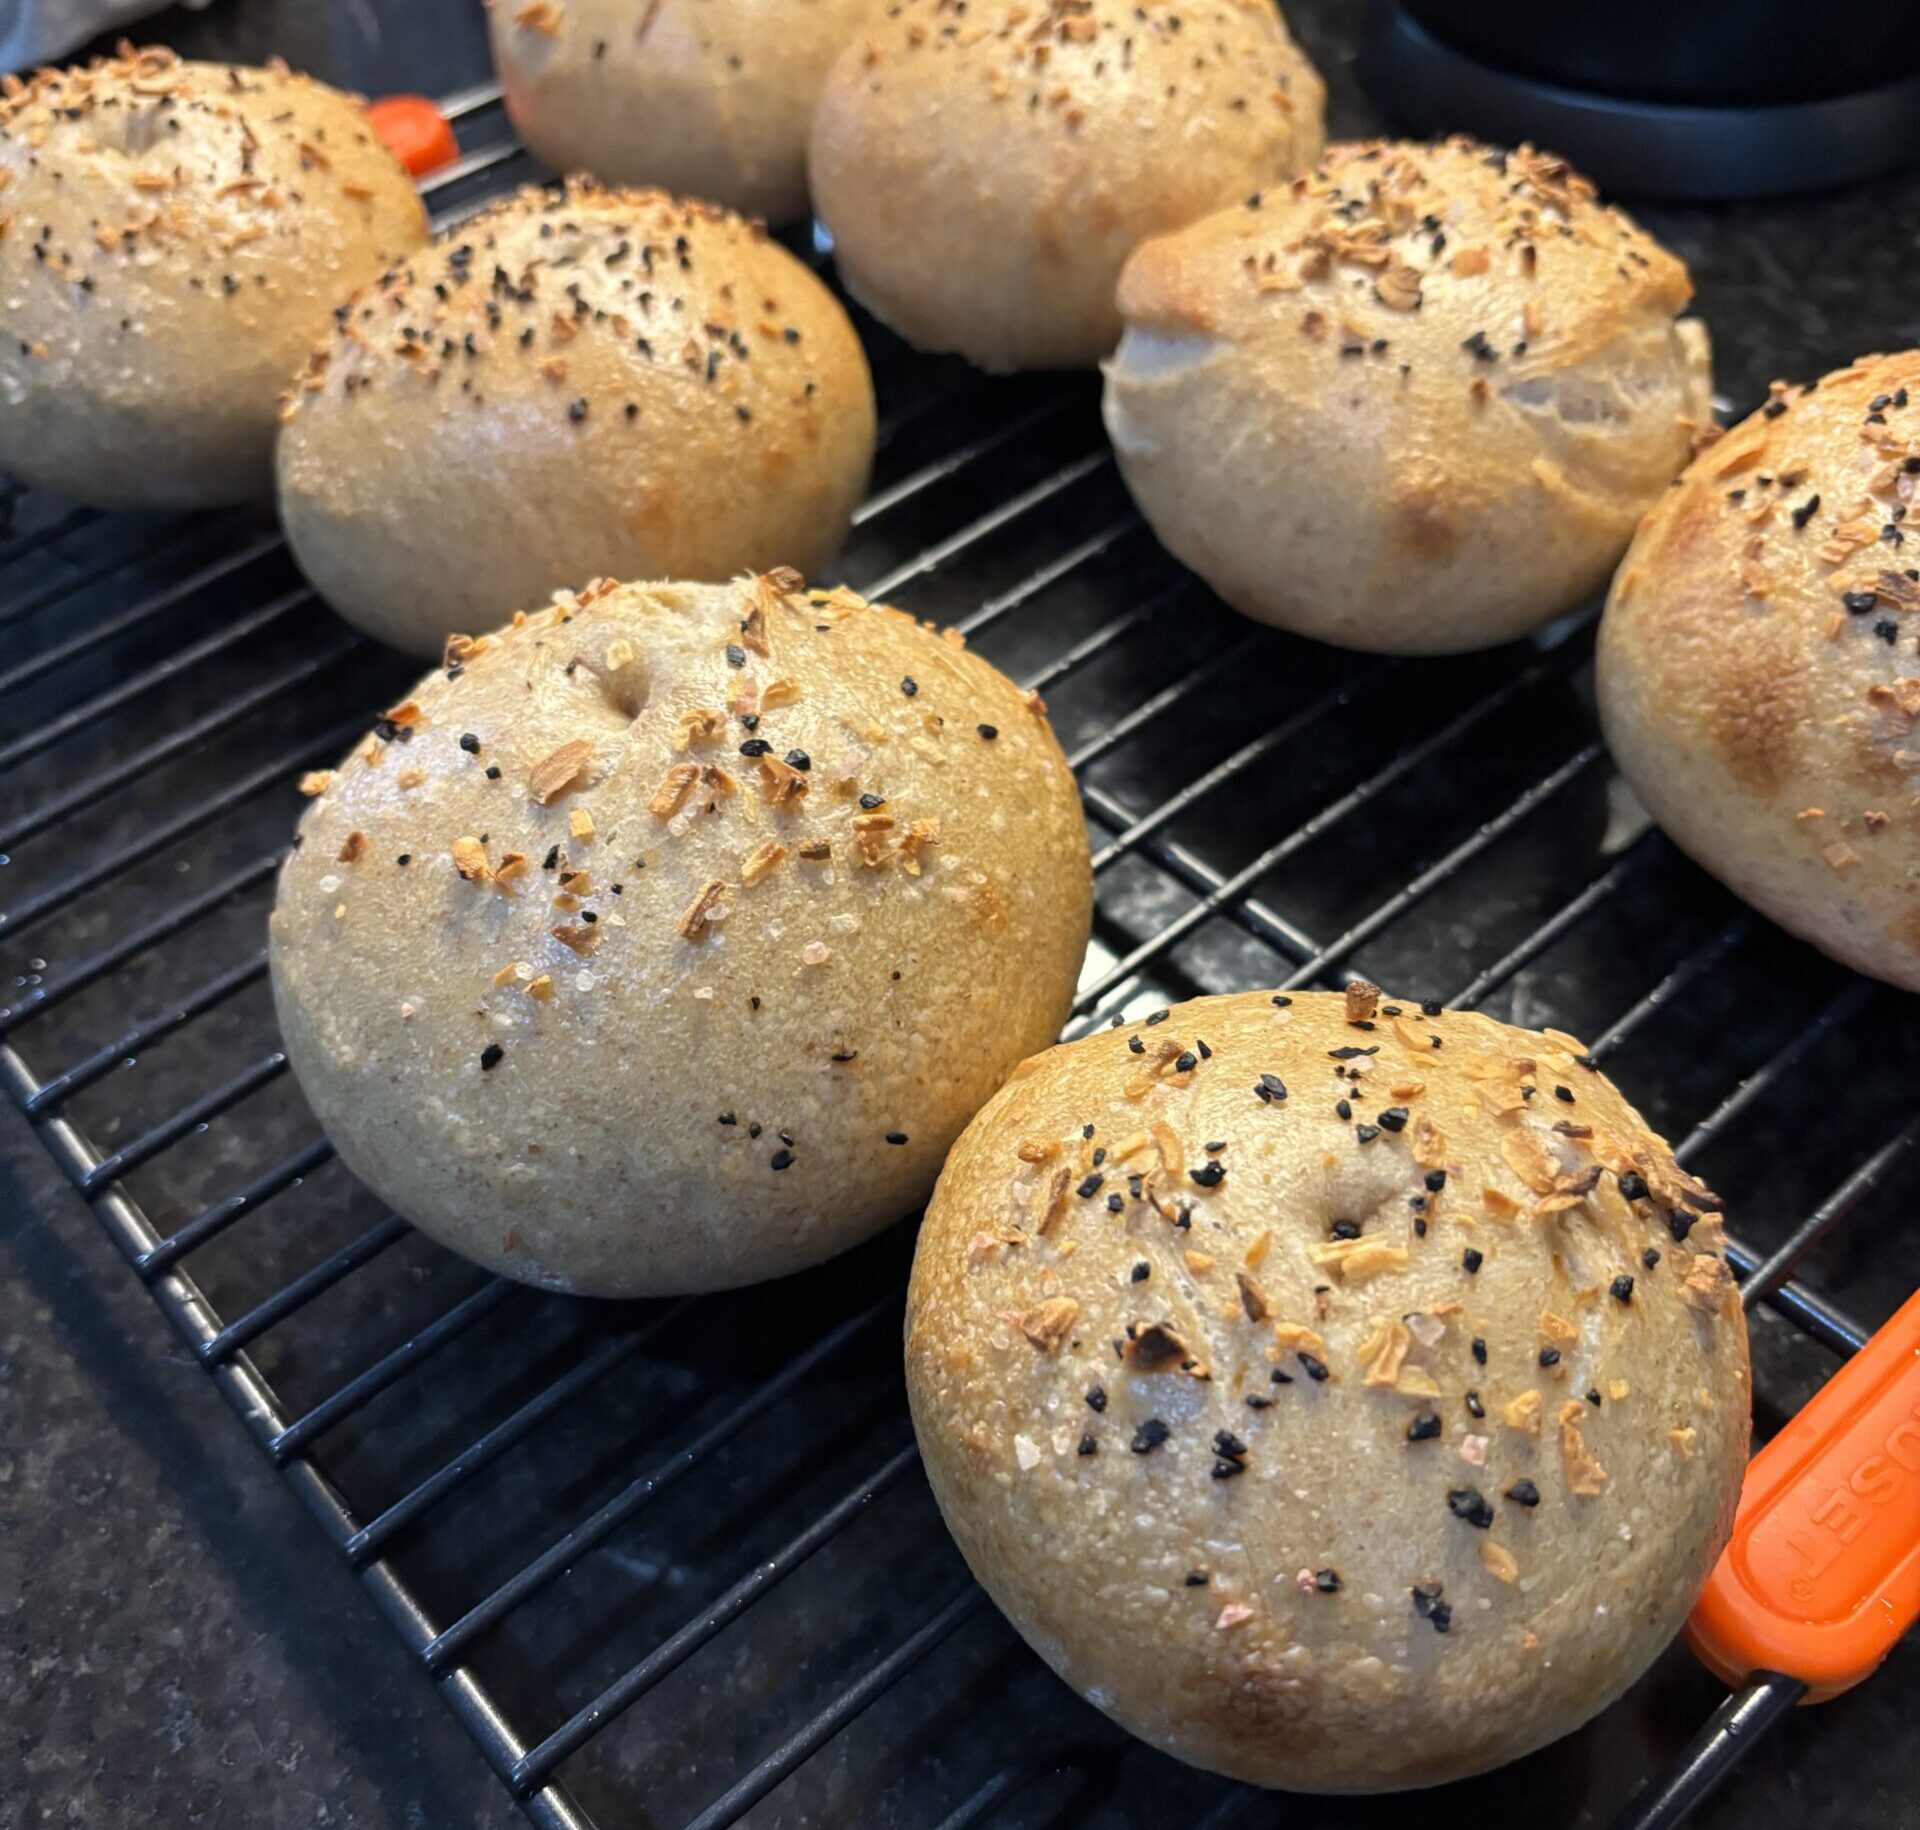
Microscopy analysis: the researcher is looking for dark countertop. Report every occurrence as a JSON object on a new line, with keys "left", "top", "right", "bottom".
{"left": 4, "top": 4, "right": 1918, "bottom": 1829}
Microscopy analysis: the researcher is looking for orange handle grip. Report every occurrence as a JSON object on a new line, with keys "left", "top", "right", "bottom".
{"left": 1687, "top": 1284, "right": 1920, "bottom": 1702}
{"left": 366, "top": 95, "right": 459, "bottom": 179}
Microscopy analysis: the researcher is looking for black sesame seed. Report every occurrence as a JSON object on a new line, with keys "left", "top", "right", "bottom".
{"left": 1610, "top": 1273, "right": 1635, "bottom": 1303}
{"left": 1314, "top": 1568, "right": 1341, "bottom": 1593}
{"left": 885, "top": 1131, "right": 908, "bottom": 1145}
{"left": 785, "top": 749, "right": 811, "bottom": 771}
{"left": 1335, "top": 1098, "right": 1352, "bottom": 1120}
{"left": 1425, "top": 1169, "right": 1447, "bottom": 1191}
{"left": 1465, "top": 1390, "right": 1485, "bottom": 1419}
{"left": 1189, "top": 1161, "right": 1225, "bottom": 1189}
{"left": 1077, "top": 1174, "right": 1104, "bottom": 1199}
{"left": 1185, "top": 1569, "right": 1209, "bottom": 1586}
{"left": 477, "top": 1042, "right": 504, "bottom": 1072}
{"left": 1471, "top": 1336, "right": 1487, "bottom": 1365}
{"left": 1377, "top": 1106, "right": 1409, "bottom": 1132}
{"left": 977, "top": 723, "right": 998, "bottom": 740}
{"left": 1128, "top": 1036, "right": 1146, "bottom": 1054}
{"left": 1330, "top": 1219, "right": 1361, "bottom": 1240}
{"left": 1175, "top": 1050, "right": 1197, "bottom": 1073}
{"left": 1078, "top": 1433, "right": 1097, "bottom": 1455}
{"left": 769, "top": 1149, "right": 795, "bottom": 1171}
{"left": 1539, "top": 1347, "right": 1561, "bottom": 1368}
{"left": 725, "top": 643, "right": 747, "bottom": 668}
{"left": 1298, "top": 1351, "right": 1329, "bottom": 1382}
{"left": 1790, "top": 494, "right": 1821, "bottom": 530}
{"left": 458, "top": 732, "right": 480, "bottom": 753}
{"left": 1643, "top": 1247, "right": 1662, "bottom": 1270}
{"left": 1843, "top": 589, "right": 1879, "bottom": 614}
{"left": 1505, "top": 1479, "right": 1540, "bottom": 1507}
{"left": 1271, "top": 995, "right": 1292, "bottom": 1007}
{"left": 396, "top": 853, "right": 411, "bottom": 867}
{"left": 1258, "top": 1072, "right": 1288, "bottom": 1101}
{"left": 1271, "top": 1367, "right": 1294, "bottom": 1384}
{"left": 1447, "top": 1487, "right": 1494, "bottom": 1529}
{"left": 1145, "top": 1010, "right": 1170, "bottom": 1026}
{"left": 900, "top": 676, "right": 918, "bottom": 696}
{"left": 1085, "top": 1386, "right": 1108, "bottom": 1413}
{"left": 738, "top": 738, "right": 773, "bottom": 757}
{"left": 485, "top": 765, "right": 502, "bottom": 780}
{"left": 859, "top": 793, "right": 885, "bottom": 809}
{"left": 1407, "top": 1410, "right": 1441, "bottom": 1443}
{"left": 1668, "top": 1208, "right": 1698, "bottom": 1242}
{"left": 1130, "top": 1418, "right": 1171, "bottom": 1454}
{"left": 1618, "top": 1171, "right": 1649, "bottom": 1202}
{"left": 1588, "top": 1388, "right": 1603, "bottom": 1407}
{"left": 1355, "top": 1124, "right": 1382, "bottom": 1145}
{"left": 1554, "top": 1084, "right": 1574, "bottom": 1103}
{"left": 1463, "top": 1248, "right": 1484, "bottom": 1274}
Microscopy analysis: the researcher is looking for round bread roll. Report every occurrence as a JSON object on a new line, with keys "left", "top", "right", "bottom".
{"left": 907, "top": 987, "right": 1749, "bottom": 1791}
{"left": 0, "top": 46, "right": 427, "bottom": 509}
{"left": 490, "top": 0, "right": 881, "bottom": 225}
{"left": 275, "top": 180, "right": 874, "bottom": 657}
{"left": 1103, "top": 138, "right": 1714, "bottom": 653}
{"left": 1599, "top": 352, "right": 1920, "bottom": 990}
{"left": 808, "top": 0, "right": 1325, "bottom": 373}
{"left": 270, "top": 572, "right": 1091, "bottom": 1296}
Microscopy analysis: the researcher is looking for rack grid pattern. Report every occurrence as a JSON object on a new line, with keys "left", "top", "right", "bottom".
{"left": 2, "top": 87, "right": 1914, "bottom": 1830}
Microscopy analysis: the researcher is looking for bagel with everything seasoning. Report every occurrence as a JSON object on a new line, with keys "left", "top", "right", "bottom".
{"left": 0, "top": 47, "right": 427, "bottom": 508}
{"left": 907, "top": 985, "right": 1749, "bottom": 1791}
{"left": 809, "top": 0, "right": 1325, "bottom": 372}
{"left": 270, "top": 572, "right": 1091, "bottom": 1296}
{"left": 1103, "top": 138, "right": 1714, "bottom": 652}
{"left": 276, "top": 180, "right": 875, "bottom": 656}
{"left": 1599, "top": 351, "right": 1920, "bottom": 991}
{"left": 491, "top": 0, "right": 884, "bottom": 224}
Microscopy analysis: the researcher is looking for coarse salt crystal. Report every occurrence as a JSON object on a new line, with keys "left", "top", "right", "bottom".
{"left": 1459, "top": 1434, "right": 1488, "bottom": 1466}
{"left": 801, "top": 941, "right": 830, "bottom": 965}
{"left": 1014, "top": 1434, "right": 1041, "bottom": 1471}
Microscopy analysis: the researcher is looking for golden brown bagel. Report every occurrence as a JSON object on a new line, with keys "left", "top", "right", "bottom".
{"left": 908, "top": 987, "right": 1749, "bottom": 1789}
{"left": 0, "top": 47, "right": 427, "bottom": 508}
{"left": 275, "top": 180, "right": 875, "bottom": 656}
{"left": 490, "top": 0, "right": 884, "bottom": 223}
{"left": 1104, "top": 138, "right": 1714, "bottom": 652}
{"left": 271, "top": 573, "right": 1092, "bottom": 1296}
{"left": 1599, "top": 351, "right": 1920, "bottom": 990}
{"left": 809, "top": 0, "right": 1324, "bottom": 372}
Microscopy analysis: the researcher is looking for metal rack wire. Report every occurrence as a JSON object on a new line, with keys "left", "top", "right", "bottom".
{"left": 2, "top": 85, "right": 1913, "bottom": 1830}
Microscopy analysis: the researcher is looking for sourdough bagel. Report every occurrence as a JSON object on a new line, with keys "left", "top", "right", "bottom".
{"left": 0, "top": 46, "right": 427, "bottom": 508}
{"left": 490, "top": 0, "right": 882, "bottom": 223}
{"left": 907, "top": 986, "right": 1749, "bottom": 1790}
{"left": 1103, "top": 138, "right": 1714, "bottom": 652}
{"left": 275, "top": 179, "right": 875, "bottom": 656}
{"left": 270, "top": 573, "right": 1092, "bottom": 1296}
{"left": 808, "top": 0, "right": 1324, "bottom": 372}
{"left": 1599, "top": 351, "right": 1920, "bottom": 990}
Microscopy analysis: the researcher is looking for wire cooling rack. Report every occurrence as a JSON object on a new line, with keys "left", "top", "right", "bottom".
{"left": 2, "top": 84, "right": 1914, "bottom": 1830}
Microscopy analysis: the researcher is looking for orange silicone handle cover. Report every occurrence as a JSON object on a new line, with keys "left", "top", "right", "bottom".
{"left": 1687, "top": 1284, "right": 1920, "bottom": 1702}
{"left": 366, "top": 95, "right": 459, "bottom": 179}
